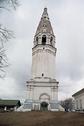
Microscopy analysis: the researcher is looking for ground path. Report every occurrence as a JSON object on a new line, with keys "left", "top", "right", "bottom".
{"left": 0, "top": 111, "right": 84, "bottom": 126}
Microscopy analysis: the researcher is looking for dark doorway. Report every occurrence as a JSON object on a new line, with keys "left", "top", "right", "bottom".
{"left": 42, "top": 35, "right": 46, "bottom": 45}
{"left": 40, "top": 102, "right": 48, "bottom": 111}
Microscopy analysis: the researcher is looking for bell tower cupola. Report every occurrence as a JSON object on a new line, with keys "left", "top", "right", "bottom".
{"left": 34, "top": 8, "right": 55, "bottom": 47}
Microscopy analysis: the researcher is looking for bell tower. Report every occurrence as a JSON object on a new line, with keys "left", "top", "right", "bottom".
{"left": 26, "top": 8, "right": 59, "bottom": 111}
{"left": 32, "top": 8, "right": 56, "bottom": 79}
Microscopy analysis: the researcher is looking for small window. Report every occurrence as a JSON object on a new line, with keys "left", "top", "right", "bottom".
{"left": 76, "top": 100, "right": 78, "bottom": 109}
{"left": 42, "top": 35, "right": 46, "bottom": 45}
{"left": 43, "top": 24, "right": 47, "bottom": 27}
{"left": 42, "top": 73, "right": 44, "bottom": 77}
{"left": 80, "top": 99, "right": 82, "bottom": 109}
{"left": 36, "top": 37, "right": 38, "bottom": 43}
{"left": 50, "top": 37, "right": 53, "bottom": 45}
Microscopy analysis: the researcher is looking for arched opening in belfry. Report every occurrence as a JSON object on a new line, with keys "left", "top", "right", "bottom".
{"left": 42, "top": 35, "right": 46, "bottom": 45}
{"left": 36, "top": 37, "right": 38, "bottom": 45}
{"left": 50, "top": 36, "right": 53, "bottom": 46}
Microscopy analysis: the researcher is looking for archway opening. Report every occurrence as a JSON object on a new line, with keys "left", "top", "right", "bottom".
{"left": 40, "top": 102, "right": 48, "bottom": 111}
{"left": 42, "top": 35, "right": 46, "bottom": 45}
{"left": 50, "top": 37, "right": 53, "bottom": 45}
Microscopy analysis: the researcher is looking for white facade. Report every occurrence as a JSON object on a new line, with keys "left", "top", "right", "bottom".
{"left": 32, "top": 45, "right": 56, "bottom": 79}
{"left": 72, "top": 89, "right": 84, "bottom": 111}
{"left": 17, "top": 8, "right": 59, "bottom": 111}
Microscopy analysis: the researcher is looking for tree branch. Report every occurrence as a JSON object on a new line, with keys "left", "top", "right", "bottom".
{"left": 0, "top": 0, "right": 19, "bottom": 10}
{"left": 0, "top": 25, "right": 14, "bottom": 44}
{"left": 0, "top": 0, "right": 19, "bottom": 78}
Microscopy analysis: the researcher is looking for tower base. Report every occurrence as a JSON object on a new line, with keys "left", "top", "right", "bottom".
{"left": 17, "top": 78, "right": 59, "bottom": 112}
{"left": 16, "top": 99, "right": 59, "bottom": 112}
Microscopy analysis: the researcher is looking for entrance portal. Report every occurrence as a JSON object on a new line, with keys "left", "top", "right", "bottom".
{"left": 40, "top": 102, "right": 48, "bottom": 111}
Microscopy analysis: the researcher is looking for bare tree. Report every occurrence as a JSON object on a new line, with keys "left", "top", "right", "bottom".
{"left": 60, "top": 98, "right": 74, "bottom": 112}
{"left": 0, "top": 0, "right": 19, "bottom": 77}
{"left": 0, "top": 0, "right": 19, "bottom": 10}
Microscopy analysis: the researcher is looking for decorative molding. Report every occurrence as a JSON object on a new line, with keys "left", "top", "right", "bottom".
{"left": 32, "top": 48, "right": 56, "bottom": 56}
{"left": 27, "top": 83, "right": 58, "bottom": 87}
{"left": 32, "top": 44, "right": 56, "bottom": 50}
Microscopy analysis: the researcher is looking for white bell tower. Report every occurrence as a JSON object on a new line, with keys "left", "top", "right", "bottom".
{"left": 26, "top": 8, "right": 59, "bottom": 111}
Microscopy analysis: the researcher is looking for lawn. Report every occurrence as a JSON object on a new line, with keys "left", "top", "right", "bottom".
{"left": 0, "top": 111, "right": 84, "bottom": 126}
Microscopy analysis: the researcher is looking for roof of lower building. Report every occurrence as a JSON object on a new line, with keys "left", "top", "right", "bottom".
{"left": 72, "top": 88, "right": 84, "bottom": 97}
{"left": 0, "top": 99, "right": 21, "bottom": 106}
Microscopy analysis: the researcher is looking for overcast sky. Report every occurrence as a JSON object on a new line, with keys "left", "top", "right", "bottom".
{"left": 0, "top": 0, "right": 84, "bottom": 101}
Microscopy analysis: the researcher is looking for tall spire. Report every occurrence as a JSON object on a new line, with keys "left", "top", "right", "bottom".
{"left": 35, "top": 8, "right": 54, "bottom": 35}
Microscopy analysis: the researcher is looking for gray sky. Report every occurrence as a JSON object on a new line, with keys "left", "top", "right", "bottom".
{"left": 0, "top": 0, "right": 84, "bottom": 101}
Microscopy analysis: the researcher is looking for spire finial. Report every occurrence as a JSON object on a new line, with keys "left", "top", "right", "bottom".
{"left": 42, "top": 7, "right": 49, "bottom": 20}
{"left": 44, "top": 7, "right": 47, "bottom": 12}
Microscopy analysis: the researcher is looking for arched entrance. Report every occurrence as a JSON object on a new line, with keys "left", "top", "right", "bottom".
{"left": 39, "top": 93, "right": 50, "bottom": 111}
{"left": 40, "top": 102, "right": 48, "bottom": 111}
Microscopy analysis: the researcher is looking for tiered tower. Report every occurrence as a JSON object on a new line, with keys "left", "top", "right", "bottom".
{"left": 26, "top": 8, "right": 59, "bottom": 111}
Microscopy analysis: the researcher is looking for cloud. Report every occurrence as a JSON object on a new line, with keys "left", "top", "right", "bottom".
{"left": 0, "top": 77, "right": 18, "bottom": 98}
{"left": 0, "top": 0, "right": 84, "bottom": 101}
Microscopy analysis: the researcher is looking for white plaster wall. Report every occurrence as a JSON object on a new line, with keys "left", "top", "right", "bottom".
{"left": 33, "top": 86, "right": 51, "bottom": 101}
{"left": 51, "top": 87, "right": 58, "bottom": 101}
{"left": 74, "top": 92, "right": 84, "bottom": 110}
{"left": 32, "top": 45, "right": 56, "bottom": 79}
{"left": 27, "top": 82, "right": 58, "bottom": 102}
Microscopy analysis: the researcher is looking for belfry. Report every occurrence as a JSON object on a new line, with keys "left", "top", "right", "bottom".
{"left": 17, "top": 8, "right": 59, "bottom": 111}
{"left": 26, "top": 8, "right": 59, "bottom": 111}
